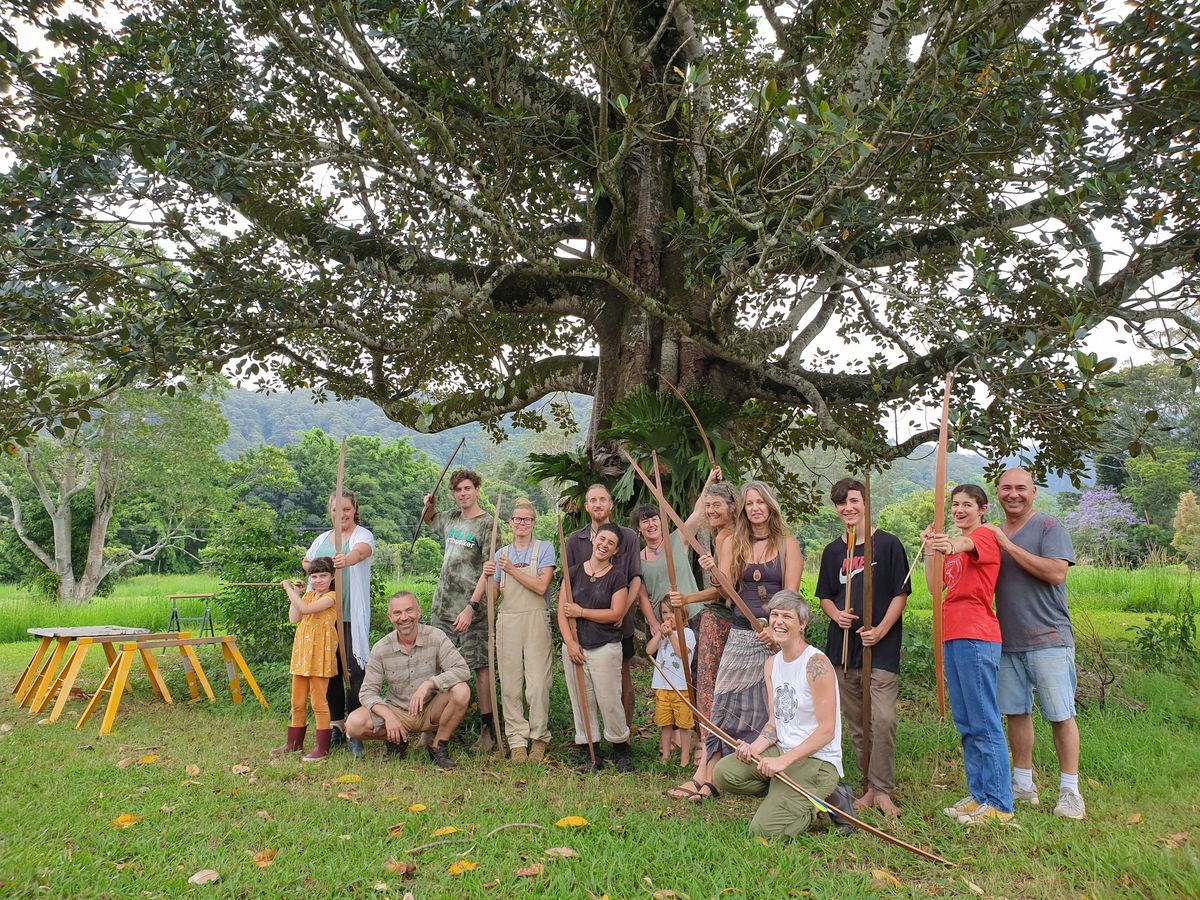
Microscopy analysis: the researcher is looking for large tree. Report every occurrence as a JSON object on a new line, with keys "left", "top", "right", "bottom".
{"left": 2, "top": 0, "right": 1197, "bottom": 481}
{"left": 0, "top": 382, "right": 228, "bottom": 602}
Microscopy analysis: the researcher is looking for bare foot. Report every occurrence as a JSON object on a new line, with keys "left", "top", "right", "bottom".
{"left": 874, "top": 793, "right": 902, "bottom": 817}
{"left": 660, "top": 753, "right": 671, "bottom": 763}
{"left": 852, "top": 788, "right": 876, "bottom": 811}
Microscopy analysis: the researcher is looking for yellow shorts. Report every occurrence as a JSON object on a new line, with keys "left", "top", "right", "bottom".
{"left": 369, "top": 702, "right": 435, "bottom": 735}
{"left": 654, "top": 689, "right": 695, "bottom": 729}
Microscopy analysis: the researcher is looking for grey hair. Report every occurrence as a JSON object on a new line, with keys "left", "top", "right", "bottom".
{"left": 765, "top": 590, "right": 812, "bottom": 627}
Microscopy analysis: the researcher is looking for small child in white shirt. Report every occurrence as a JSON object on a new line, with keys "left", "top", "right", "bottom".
{"left": 646, "top": 597, "right": 697, "bottom": 768}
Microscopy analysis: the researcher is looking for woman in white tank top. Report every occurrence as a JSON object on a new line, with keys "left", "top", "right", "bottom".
{"left": 711, "top": 590, "right": 852, "bottom": 840}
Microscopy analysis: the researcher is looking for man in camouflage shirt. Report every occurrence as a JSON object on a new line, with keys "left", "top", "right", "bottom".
{"left": 420, "top": 468, "right": 497, "bottom": 751}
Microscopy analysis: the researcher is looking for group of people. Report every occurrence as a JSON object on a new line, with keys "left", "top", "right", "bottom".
{"left": 271, "top": 462, "right": 1085, "bottom": 838}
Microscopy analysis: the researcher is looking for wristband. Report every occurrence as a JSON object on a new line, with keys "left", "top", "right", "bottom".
{"left": 468, "top": 599, "right": 481, "bottom": 612}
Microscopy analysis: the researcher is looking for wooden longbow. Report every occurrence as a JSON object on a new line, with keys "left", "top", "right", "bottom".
{"left": 332, "top": 437, "right": 351, "bottom": 687}
{"left": 409, "top": 436, "right": 466, "bottom": 551}
{"left": 647, "top": 654, "right": 954, "bottom": 866}
{"left": 557, "top": 515, "right": 597, "bottom": 766}
{"left": 931, "top": 375, "right": 953, "bottom": 722}
{"left": 861, "top": 473, "right": 875, "bottom": 783}
{"left": 659, "top": 375, "right": 718, "bottom": 475}
{"left": 486, "top": 491, "right": 505, "bottom": 755}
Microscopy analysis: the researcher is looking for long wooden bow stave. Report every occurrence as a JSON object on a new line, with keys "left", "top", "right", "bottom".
{"left": 861, "top": 473, "right": 875, "bottom": 783}
{"left": 410, "top": 436, "right": 466, "bottom": 551}
{"left": 931, "top": 374, "right": 953, "bottom": 722}
{"left": 557, "top": 514, "right": 597, "bottom": 766}
{"left": 659, "top": 375, "right": 717, "bottom": 474}
{"left": 486, "top": 491, "right": 505, "bottom": 755}
{"left": 647, "top": 654, "right": 953, "bottom": 866}
{"left": 332, "top": 437, "right": 351, "bottom": 687}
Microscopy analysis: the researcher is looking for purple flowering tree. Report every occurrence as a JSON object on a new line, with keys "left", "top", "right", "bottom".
{"left": 1064, "top": 488, "right": 1139, "bottom": 564}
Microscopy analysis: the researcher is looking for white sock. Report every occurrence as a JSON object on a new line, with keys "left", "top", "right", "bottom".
{"left": 1013, "top": 767, "right": 1035, "bottom": 791}
{"left": 1059, "top": 772, "right": 1079, "bottom": 795}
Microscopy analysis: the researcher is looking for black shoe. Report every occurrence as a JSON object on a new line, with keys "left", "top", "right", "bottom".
{"left": 826, "top": 782, "right": 857, "bottom": 835}
{"left": 575, "top": 743, "right": 603, "bottom": 773}
{"left": 428, "top": 741, "right": 456, "bottom": 770}
{"left": 330, "top": 725, "right": 347, "bottom": 749}
{"left": 611, "top": 741, "right": 633, "bottom": 773}
{"left": 386, "top": 740, "right": 408, "bottom": 760}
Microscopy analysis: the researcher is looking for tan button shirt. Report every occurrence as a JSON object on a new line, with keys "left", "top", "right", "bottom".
{"left": 358, "top": 625, "right": 469, "bottom": 711}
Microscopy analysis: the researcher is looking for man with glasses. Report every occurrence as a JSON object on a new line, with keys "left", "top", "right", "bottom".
{"left": 464, "top": 499, "right": 557, "bottom": 762}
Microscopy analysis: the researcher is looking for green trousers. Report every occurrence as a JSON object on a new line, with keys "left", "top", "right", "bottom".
{"left": 713, "top": 747, "right": 841, "bottom": 839}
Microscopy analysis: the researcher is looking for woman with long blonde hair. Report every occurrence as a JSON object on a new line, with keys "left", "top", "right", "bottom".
{"left": 684, "top": 481, "right": 803, "bottom": 801}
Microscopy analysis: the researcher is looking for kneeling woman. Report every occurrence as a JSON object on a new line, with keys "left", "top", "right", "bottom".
{"left": 713, "top": 591, "right": 842, "bottom": 839}
{"left": 558, "top": 523, "right": 633, "bottom": 772}
{"left": 922, "top": 484, "right": 1013, "bottom": 825}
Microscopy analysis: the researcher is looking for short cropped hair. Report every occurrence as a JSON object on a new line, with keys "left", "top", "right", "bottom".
{"left": 596, "top": 522, "right": 622, "bottom": 545}
{"left": 388, "top": 590, "right": 420, "bottom": 608}
{"left": 830, "top": 478, "right": 866, "bottom": 505}
{"left": 631, "top": 505, "right": 659, "bottom": 528}
{"left": 765, "top": 590, "right": 812, "bottom": 627}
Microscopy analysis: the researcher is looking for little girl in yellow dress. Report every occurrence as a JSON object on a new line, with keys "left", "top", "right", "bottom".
{"left": 272, "top": 557, "right": 339, "bottom": 761}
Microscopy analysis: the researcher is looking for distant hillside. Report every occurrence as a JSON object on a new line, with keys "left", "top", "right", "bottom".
{"left": 220, "top": 388, "right": 1086, "bottom": 492}
{"left": 219, "top": 388, "right": 591, "bottom": 464}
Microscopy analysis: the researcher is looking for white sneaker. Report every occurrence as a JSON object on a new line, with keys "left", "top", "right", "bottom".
{"left": 942, "top": 796, "right": 979, "bottom": 819}
{"left": 1012, "top": 781, "right": 1040, "bottom": 806}
{"left": 1053, "top": 790, "right": 1086, "bottom": 820}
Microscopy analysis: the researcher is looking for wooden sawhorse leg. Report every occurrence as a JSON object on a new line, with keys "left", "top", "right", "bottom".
{"left": 77, "top": 644, "right": 136, "bottom": 736}
{"left": 42, "top": 638, "right": 93, "bottom": 721}
{"left": 25, "top": 638, "right": 72, "bottom": 713}
{"left": 180, "top": 643, "right": 215, "bottom": 702}
{"left": 12, "top": 636, "right": 52, "bottom": 700}
{"left": 221, "top": 637, "right": 269, "bottom": 710}
{"left": 137, "top": 646, "right": 173, "bottom": 704}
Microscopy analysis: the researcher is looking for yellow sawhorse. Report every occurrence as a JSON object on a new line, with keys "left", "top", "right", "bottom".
{"left": 77, "top": 635, "right": 268, "bottom": 736}
{"left": 13, "top": 627, "right": 152, "bottom": 713}
{"left": 31, "top": 631, "right": 190, "bottom": 722}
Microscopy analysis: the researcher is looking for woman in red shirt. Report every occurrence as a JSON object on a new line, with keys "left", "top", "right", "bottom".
{"left": 922, "top": 484, "right": 1014, "bottom": 825}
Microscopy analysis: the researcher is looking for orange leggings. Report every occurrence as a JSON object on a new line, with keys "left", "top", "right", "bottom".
{"left": 290, "top": 675, "right": 331, "bottom": 729}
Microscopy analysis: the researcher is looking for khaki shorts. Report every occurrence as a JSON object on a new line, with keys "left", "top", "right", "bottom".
{"left": 369, "top": 702, "right": 435, "bottom": 735}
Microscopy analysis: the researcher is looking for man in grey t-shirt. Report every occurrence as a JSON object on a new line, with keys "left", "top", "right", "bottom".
{"left": 988, "top": 468, "right": 1085, "bottom": 820}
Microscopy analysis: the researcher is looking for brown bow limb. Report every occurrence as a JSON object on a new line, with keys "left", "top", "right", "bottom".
{"left": 931, "top": 374, "right": 953, "bottom": 722}
{"left": 646, "top": 654, "right": 954, "bottom": 866}
{"left": 841, "top": 525, "right": 856, "bottom": 675}
{"left": 620, "top": 449, "right": 764, "bottom": 634}
{"left": 861, "top": 473, "right": 875, "bottom": 787}
{"left": 652, "top": 452, "right": 700, "bottom": 741}
{"left": 557, "top": 514, "right": 596, "bottom": 765}
{"left": 409, "top": 436, "right": 466, "bottom": 551}
{"left": 332, "top": 437, "right": 351, "bottom": 687}
{"left": 486, "top": 491, "right": 505, "bottom": 755}
{"left": 659, "top": 374, "right": 717, "bottom": 475}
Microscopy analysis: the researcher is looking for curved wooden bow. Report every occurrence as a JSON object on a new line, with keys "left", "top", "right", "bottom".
{"left": 648, "top": 654, "right": 954, "bottom": 866}
{"left": 621, "top": 449, "right": 764, "bottom": 634}
{"left": 659, "top": 374, "right": 717, "bottom": 474}
{"left": 410, "top": 436, "right": 466, "bottom": 551}
{"left": 931, "top": 374, "right": 953, "bottom": 722}
{"left": 486, "top": 491, "right": 504, "bottom": 755}
{"left": 332, "top": 437, "right": 351, "bottom": 687}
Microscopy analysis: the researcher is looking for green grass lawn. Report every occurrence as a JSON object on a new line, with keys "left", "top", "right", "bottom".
{"left": 1, "top": 636, "right": 1198, "bottom": 898}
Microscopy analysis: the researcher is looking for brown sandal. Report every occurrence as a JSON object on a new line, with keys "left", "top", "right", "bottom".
{"left": 666, "top": 779, "right": 702, "bottom": 800}
{"left": 686, "top": 782, "right": 721, "bottom": 803}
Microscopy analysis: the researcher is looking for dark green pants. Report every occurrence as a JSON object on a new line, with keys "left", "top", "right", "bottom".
{"left": 713, "top": 747, "right": 840, "bottom": 839}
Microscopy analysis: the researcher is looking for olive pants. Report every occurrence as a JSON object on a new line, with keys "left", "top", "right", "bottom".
{"left": 713, "top": 748, "right": 841, "bottom": 839}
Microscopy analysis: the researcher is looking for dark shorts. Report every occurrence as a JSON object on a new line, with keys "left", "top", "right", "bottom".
{"left": 622, "top": 635, "right": 635, "bottom": 662}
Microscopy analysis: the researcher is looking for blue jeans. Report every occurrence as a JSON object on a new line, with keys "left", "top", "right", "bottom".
{"left": 944, "top": 639, "right": 1013, "bottom": 812}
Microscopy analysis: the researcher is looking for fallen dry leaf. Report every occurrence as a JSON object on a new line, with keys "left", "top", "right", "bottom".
{"left": 340, "top": 834, "right": 352, "bottom": 841}
{"left": 1163, "top": 832, "right": 1190, "bottom": 849}
{"left": 872, "top": 869, "right": 902, "bottom": 889}
{"left": 187, "top": 869, "right": 220, "bottom": 885}
{"left": 516, "top": 863, "right": 544, "bottom": 878}
{"left": 337, "top": 790, "right": 360, "bottom": 803}
{"left": 139, "top": 754, "right": 159, "bottom": 765}
{"left": 0, "top": 722, "right": 13, "bottom": 734}
{"left": 483, "top": 879, "right": 501, "bottom": 889}
{"left": 447, "top": 859, "right": 478, "bottom": 876}
{"left": 384, "top": 859, "right": 416, "bottom": 878}
{"left": 229, "top": 787, "right": 239, "bottom": 798}
{"left": 962, "top": 879, "right": 985, "bottom": 896}
{"left": 231, "top": 764, "right": 253, "bottom": 776}
{"left": 1127, "top": 813, "right": 1144, "bottom": 825}
{"left": 256, "top": 810, "right": 271, "bottom": 822}
{"left": 160, "top": 805, "right": 175, "bottom": 814}
{"left": 651, "top": 892, "right": 680, "bottom": 899}
{"left": 387, "top": 823, "right": 405, "bottom": 839}
{"left": 185, "top": 764, "right": 201, "bottom": 777}
{"left": 180, "top": 779, "right": 202, "bottom": 786}
{"left": 115, "top": 758, "right": 134, "bottom": 770}
{"left": 408, "top": 803, "right": 427, "bottom": 813}
{"left": 544, "top": 847, "right": 579, "bottom": 859}
{"left": 431, "top": 826, "right": 460, "bottom": 837}
{"left": 335, "top": 773, "right": 362, "bottom": 784}
{"left": 373, "top": 883, "right": 388, "bottom": 893}
{"left": 250, "top": 849, "right": 277, "bottom": 869}
{"left": 110, "top": 813, "right": 142, "bottom": 829}
{"left": 555, "top": 816, "right": 589, "bottom": 828}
